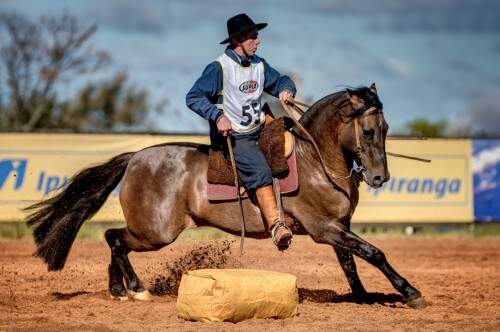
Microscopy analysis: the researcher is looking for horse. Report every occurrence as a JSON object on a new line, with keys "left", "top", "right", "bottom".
{"left": 25, "top": 83, "right": 427, "bottom": 308}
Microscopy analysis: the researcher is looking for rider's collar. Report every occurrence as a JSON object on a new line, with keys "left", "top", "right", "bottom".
{"left": 225, "top": 47, "right": 253, "bottom": 67}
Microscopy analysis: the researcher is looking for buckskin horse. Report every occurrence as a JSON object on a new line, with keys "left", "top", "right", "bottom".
{"left": 25, "top": 83, "right": 427, "bottom": 308}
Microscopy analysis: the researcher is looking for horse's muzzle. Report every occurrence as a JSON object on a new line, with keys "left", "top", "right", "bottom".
{"left": 368, "top": 173, "right": 389, "bottom": 189}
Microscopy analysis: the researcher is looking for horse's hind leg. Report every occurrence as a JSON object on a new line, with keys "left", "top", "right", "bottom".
{"left": 333, "top": 246, "right": 368, "bottom": 302}
{"left": 105, "top": 228, "right": 151, "bottom": 301}
{"left": 313, "top": 221, "right": 427, "bottom": 308}
{"left": 108, "top": 256, "right": 128, "bottom": 301}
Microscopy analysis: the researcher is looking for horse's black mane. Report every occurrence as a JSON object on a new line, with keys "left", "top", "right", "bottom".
{"left": 301, "top": 86, "right": 383, "bottom": 124}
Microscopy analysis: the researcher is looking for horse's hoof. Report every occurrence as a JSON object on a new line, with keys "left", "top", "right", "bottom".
{"left": 110, "top": 294, "right": 128, "bottom": 301}
{"left": 406, "top": 296, "right": 428, "bottom": 309}
{"left": 129, "top": 290, "right": 151, "bottom": 301}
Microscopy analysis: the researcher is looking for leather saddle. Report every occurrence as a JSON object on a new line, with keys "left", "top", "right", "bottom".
{"left": 207, "top": 116, "right": 299, "bottom": 202}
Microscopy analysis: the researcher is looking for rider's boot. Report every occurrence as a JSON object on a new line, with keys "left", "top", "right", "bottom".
{"left": 255, "top": 185, "right": 292, "bottom": 249}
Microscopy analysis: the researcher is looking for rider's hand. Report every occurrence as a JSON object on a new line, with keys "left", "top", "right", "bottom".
{"left": 279, "top": 90, "right": 293, "bottom": 104}
{"left": 216, "top": 115, "right": 232, "bottom": 136}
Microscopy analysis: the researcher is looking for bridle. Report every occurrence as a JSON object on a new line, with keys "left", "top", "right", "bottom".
{"left": 352, "top": 106, "right": 383, "bottom": 172}
{"left": 281, "top": 97, "right": 430, "bottom": 192}
{"left": 285, "top": 97, "right": 430, "bottom": 163}
{"left": 280, "top": 98, "right": 378, "bottom": 186}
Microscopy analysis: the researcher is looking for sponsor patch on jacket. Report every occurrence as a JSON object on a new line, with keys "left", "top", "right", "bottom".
{"left": 239, "top": 80, "right": 258, "bottom": 94}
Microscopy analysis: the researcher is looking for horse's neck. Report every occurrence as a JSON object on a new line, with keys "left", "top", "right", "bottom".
{"left": 301, "top": 109, "right": 351, "bottom": 175}
{"left": 296, "top": 115, "right": 354, "bottom": 195}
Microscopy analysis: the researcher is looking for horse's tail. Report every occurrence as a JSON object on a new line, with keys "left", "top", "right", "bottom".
{"left": 25, "top": 152, "right": 134, "bottom": 271}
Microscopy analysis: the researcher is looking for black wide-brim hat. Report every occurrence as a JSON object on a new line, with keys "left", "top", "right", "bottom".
{"left": 220, "top": 13, "right": 267, "bottom": 44}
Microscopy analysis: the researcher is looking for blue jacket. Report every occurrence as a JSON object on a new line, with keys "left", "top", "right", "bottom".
{"left": 186, "top": 48, "right": 297, "bottom": 126}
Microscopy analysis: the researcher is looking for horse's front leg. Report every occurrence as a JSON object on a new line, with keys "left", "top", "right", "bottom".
{"left": 312, "top": 221, "right": 427, "bottom": 308}
{"left": 333, "top": 246, "right": 368, "bottom": 303}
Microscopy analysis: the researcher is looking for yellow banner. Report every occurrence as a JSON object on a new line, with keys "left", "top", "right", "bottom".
{"left": 353, "top": 139, "right": 473, "bottom": 223}
{"left": 1, "top": 134, "right": 473, "bottom": 223}
{"left": 0, "top": 133, "right": 208, "bottom": 222}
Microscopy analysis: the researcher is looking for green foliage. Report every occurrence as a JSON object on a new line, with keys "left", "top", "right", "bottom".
{"left": 54, "top": 73, "right": 150, "bottom": 131}
{"left": 0, "top": 223, "right": 32, "bottom": 238}
{"left": 405, "top": 118, "right": 447, "bottom": 137}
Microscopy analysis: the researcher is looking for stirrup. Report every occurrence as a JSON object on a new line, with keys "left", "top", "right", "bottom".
{"left": 270, "top": 221, "right": 293, "bottom": 248}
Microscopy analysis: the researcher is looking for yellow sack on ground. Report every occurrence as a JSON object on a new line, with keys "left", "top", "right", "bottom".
{"left": 176, "top": 269, "right": 299, "bottom": 322}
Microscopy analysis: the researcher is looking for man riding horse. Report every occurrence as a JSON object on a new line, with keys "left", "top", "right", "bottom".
{"left": 24, "top": 13, "right": 427, "bottom": 308}
{"left": 186, "top": 13, "right": 295, "bottom": 248}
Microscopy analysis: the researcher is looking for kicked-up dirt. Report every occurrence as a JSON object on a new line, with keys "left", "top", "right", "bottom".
{"left": 1, "top": 235, "right": 499, "bottom": 331}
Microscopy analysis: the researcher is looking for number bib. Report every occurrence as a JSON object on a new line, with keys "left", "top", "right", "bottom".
{"left": 216, "top": 53, "right": 265, "bottom": 133}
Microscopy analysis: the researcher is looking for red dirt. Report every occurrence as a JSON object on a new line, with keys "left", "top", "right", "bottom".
{"left": 1, "top": 236, "right": 499, "bottom": 331}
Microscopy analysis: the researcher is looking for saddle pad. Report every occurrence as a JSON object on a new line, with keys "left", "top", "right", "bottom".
{"left": 207, "top": 146, "right": 298, "bottom": 202}
{"left": 207, "top": 118, "right": 288, "bottom": 186}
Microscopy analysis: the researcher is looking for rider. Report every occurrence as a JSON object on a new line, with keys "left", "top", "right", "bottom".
{"left": 186, "top": 13, "right": 296, "bottom": 248}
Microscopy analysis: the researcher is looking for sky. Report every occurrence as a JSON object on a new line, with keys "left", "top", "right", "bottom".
{"left": 1, "top": 0, "right": 499, "bottom": 134}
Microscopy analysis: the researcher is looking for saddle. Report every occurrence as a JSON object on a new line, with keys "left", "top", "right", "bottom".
{"left": 207, "top": 117, "right": 299, "bottom": 201}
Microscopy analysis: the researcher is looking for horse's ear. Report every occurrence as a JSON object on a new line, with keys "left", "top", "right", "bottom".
{"left": 349, "top": 94, "right": 365, "bottom": 111}
{"left": 370, "top": 82, "right": 377, "bottom": 94}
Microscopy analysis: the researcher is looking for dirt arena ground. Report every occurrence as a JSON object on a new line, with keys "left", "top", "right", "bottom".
{"left": 1, "top": 235, "right": 499, "bottom": 331}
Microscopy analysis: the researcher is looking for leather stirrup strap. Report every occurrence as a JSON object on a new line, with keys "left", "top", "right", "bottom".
{"left": 226, "top": 135, "right": 246, "bottom": 255}
{"left": 272, "top": 178, "right": 283, "bottom": 223}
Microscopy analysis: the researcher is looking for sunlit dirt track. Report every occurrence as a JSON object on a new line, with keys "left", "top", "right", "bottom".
{"left": 1, "top": 236, "right": 499, "bottom": 331}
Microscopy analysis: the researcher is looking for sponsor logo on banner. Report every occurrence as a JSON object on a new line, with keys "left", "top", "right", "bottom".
{"left": 0, "top": 158, "right": 72, "bottom": 196}
{"left": 353, "top": 139, "right": 473, "bottom": 223}
{"left": 0, "top": 159, "right": 27, "bottom": 190}
{"left": 366, "top": 177, "right": 462, "bottom": 199}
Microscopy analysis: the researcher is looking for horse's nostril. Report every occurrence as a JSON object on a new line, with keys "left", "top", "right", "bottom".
{"left": 373, "top": 175, "right": 383, "bottom": 185}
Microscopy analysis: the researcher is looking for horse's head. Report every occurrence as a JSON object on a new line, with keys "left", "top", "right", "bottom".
{"left": 340, "top": 83, "right": 389, "bottom": 188}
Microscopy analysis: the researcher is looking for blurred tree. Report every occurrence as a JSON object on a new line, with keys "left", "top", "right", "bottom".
{"left": 405, "top": 118, "right": 447, "bottom": 137}
{"left": 0, "top": 12, "right": 110, "bottom": 131}
{"left": 53, "top": 73, "right": 156, "bottom": 132}
{"left": 0, "top": 12, "right": 162, "bottom": 132}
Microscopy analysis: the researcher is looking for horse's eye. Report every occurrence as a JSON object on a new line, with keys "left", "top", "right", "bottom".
{"left": 363, "top": 129, "right": 374, "bottom": 140}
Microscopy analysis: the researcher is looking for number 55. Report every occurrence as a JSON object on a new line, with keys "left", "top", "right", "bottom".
{"left": 240, "top": 103, "right": 261, "bottom": 126}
